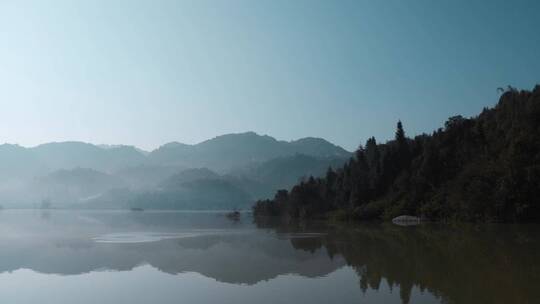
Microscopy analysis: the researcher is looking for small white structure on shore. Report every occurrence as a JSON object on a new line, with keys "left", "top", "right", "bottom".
{"left": 392, "top": 215, "right": 421, "bottom": 226}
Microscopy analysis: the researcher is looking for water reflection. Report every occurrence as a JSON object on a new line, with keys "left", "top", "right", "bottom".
{"left": 0, "top": 211, "right": 344, "bottom": 283}
{"left": 0, "top": 210, "right": 538, "bottom": 304}
{"left": 256, "top": 218, "right": 540, "bottom": 304}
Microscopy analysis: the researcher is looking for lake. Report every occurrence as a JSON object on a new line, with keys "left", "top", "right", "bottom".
{"left": 0, "top": 210, "right": 538, "bottom": 304}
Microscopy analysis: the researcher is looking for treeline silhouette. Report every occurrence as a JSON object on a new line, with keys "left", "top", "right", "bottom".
{"left": 254, "top": 85, "right": 540, "bottom": 222}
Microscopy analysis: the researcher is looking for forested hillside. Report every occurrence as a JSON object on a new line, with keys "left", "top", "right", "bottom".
{"left": 254, "top": 86, "right": 540, "bottom": 222}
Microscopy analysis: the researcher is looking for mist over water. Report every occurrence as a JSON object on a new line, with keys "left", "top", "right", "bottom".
{"left": 0, "top": 210, "right": 538, "bottom": 304}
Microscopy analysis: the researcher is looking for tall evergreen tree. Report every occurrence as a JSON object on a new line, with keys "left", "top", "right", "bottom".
{"left": 395, "top": 121, "right": 406, "bottom": 144}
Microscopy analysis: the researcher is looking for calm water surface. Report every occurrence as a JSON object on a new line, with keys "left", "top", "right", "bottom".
{"left": 0, "top": 210, "right": 538, "bottom": 304}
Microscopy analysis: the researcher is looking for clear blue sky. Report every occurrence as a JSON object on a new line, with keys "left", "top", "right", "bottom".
{"left": 0, "top": 0, "right": 539, "bottom": 151}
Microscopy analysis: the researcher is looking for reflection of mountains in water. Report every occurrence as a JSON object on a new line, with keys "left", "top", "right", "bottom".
{"left": 0, "top": 234, "right": 346, "bottom": 284}
{"left": 1, "top": 211, "right": 539, "bottom": 304}
{"left": 0, "top": 211, "right": 346, "bottom": 285}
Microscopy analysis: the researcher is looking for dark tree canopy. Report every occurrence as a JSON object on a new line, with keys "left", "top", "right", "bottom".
{"left": 254, "top": 85, "right": 540, "bottom": 222}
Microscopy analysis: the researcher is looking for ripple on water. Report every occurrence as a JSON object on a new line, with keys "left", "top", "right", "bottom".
{"left": 92, "top": 230, "right": 230, "bottom": 243}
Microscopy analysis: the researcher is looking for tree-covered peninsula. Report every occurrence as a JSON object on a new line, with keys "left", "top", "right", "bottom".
{"left": 254, "top": 86, "right": 540, "bottom": 222}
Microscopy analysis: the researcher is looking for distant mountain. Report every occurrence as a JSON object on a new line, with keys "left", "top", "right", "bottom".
{"left": 0, "top": 144, "right": 47, "bottom": 180}
{"left": 112, "top": 164, "right": 186, "bottom": 190}
{"left": 130, "top": 178, "right": 251, "bottom": 210}
{"left": 124, "top": 168, "right": 251, "bottom": 210}
{"left": 123, "top": 155, "right": 349, "bottom": 210}
{"left": 0, "top": 133, "right": 351, "bottom": 209}
{"left": 98, "top": 144, "right": 150, "bottom": 156}
{"left": 31, "top": 168, "right": 125, "bottom": 206}
{"left": 0, "top": 133, "right": 349, "bottom": 175}
{"left": 232, "top": 154, "right": 349, "bottom": 197}
{"left": 0, "top": 142, "right": 147, "bottom": 179}
{"left": 289, "top": 137, "right": 351, "bottom": 158}
{"left": 32, "top": 142, "right": 146, "bottom": 172}
{"left": 148, "top": 132, "right": 351, "bottom": 172}
{"left": 159, "top": 168, "right": 221, "bottom": 189}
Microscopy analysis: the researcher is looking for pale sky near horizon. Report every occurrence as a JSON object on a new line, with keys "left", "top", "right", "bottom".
{"left": 0, "top": 0, "right": 539, "bottom": 151}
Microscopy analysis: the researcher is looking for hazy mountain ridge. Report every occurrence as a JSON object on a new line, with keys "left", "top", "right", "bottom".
{"left": 0, "top": 132, "right": 350, "bottom": 174}
{"left": 0, "top": 144, "right": 48, "bottom": 179}
{"left": 84, "top": 156, "right": 348, "bottom": 210}
{"left": 231, "top": 154, "right": 349, "bottom": 197}
{"left": 129, "top": 178, "right": 252, "bottom": 210}
{"left": 32, "top": 142, "right": 147, "bottom": 173}
{"left": 98, "top": 144, "right": 150, "bottom": 156}
{"left": 148, "top": 132, "right": 351, "bottom": 173}
{"left": 0, "top": 133, "right": 350, "bottom": 209}
{"left": 32, "top": 168, "right": 125, "bottom": 205}
{"left": 159, "top": 168, "right": 221, "bottom": 189}
{"left": 0, "top": 142, "right": 147, "bottom": 180}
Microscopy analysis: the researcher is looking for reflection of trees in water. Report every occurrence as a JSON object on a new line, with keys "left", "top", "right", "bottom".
{"left": 256, "top": 218, "right": 540, "bottom": 304}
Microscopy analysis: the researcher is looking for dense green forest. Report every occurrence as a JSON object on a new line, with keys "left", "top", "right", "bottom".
{"left": 254, "top": 86, "right": 540, "bottom": 222}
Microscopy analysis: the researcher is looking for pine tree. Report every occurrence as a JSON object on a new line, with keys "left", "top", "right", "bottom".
{"left": 395, "top": 120, "right": 406, "bottom": 144}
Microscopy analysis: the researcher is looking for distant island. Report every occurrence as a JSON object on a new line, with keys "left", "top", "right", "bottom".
{"left": 254, "top": 85, "right": 540, "bottom": 222}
